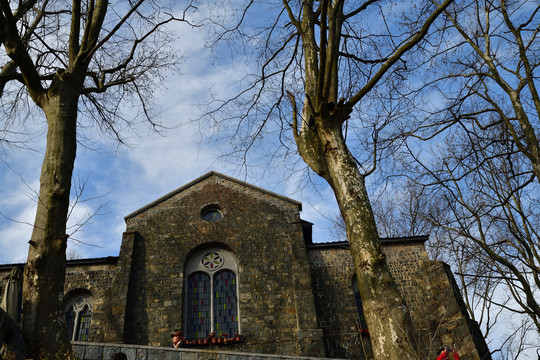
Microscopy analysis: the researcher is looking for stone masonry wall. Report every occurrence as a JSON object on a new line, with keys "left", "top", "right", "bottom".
{"left": 307, "top": 241, "right": 489, "bottom": 360}
{"left": 306, "top": 246, "right": 371, "bottom": 360}
{"left": 101, "top": 231, "right": 136, "bottom": 344}
{"left": 64, "top": 260, "right": 118, "bottom": 343}
{"left": 117, "top": 175, "right": 324, "bottom": 357}
{"left": 0, "top": 259, "right": 118, "bottom": 344}
{"left": 419, "top": 261, "right": 491, "bottom": 360}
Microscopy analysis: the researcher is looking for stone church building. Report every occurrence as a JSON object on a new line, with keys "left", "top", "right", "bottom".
{"left": 1, "top": 172, "right": 491, "bottom": 359}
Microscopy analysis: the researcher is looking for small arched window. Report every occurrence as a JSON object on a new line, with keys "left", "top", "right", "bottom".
{"left": 352, "top": 276, "right": 368, "bottom": 333}
{"left": 185, "top": 249, "right": 239, "bottom": 339}
{"left": 64, "top": 293, "right": 94, "bottom": 341}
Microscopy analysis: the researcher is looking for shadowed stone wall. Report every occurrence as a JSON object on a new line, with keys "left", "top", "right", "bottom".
{"left": 63, "top": 258, "right": 118, "bottom": 343}
{"left": 0, "top": 307, "right": 25, "bottom": 359}
{"left": 306, "top": 238, "right": 491, "bottom": 360}
{"left": 116, "top": 173, "right": 324, "bottom": 357}
{"left": 306, "top": 245, "right": 371, "bottom": 360}
{"left": 0, "top": 173, "right": 491, "bottom": 360}
{"left": 0, "top": 258, "right": 119, "bottom": 344}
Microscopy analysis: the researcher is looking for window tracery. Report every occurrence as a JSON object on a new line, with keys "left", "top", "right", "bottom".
{"left": 64, "top": 293, "right": 94, "bottom": 341}
{"left": 185, "top": 249, "right": 239, "bottom": 340}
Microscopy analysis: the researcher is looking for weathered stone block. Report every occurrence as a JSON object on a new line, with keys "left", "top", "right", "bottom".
{"left": 83, "top": 345, "right": 103, "bottom": 360}
{"left": 120, "top": 347, "right": 138, "bottom": 360}
{"left": 102, "top": 346, "right": 122, "bottom": 360}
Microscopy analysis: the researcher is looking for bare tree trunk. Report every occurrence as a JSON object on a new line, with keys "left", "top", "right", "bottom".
{"left": 281, "top": 1, "right": 453, "bottom": 356}
{"left": 22, "top": 83, "right": 78, "bottom": 359}
{"left": 0, "top": 1, "right": 184, "bottom": 357}
{"left": 293, "top": 106, "right": 418, "bottom": 358}
{"left": 326, "top": 142, "right": 417, "bottom": 358}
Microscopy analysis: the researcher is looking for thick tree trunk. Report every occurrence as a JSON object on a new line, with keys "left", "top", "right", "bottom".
{"left": 295, "top": 112, "right": 418, "bottom": 358}
{"left": 22, "top": 85, "right": 78, "bottom": 359}
{"left": 326, "top": 133, "right": 417, "bottom": 358}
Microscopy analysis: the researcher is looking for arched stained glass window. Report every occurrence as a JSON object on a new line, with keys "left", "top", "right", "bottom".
{"left": 185, "top": 250, "right": 239, "bottom": 340}
{"left": 64, "top": 293, "right": 94, "bottom": 341}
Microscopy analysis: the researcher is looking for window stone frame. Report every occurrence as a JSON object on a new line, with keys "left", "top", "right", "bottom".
{"left": 64, "top": 293, "right": 94, "bottom": 341}
{"left": 184, "top": 249, "right": 240, "bottom": 339}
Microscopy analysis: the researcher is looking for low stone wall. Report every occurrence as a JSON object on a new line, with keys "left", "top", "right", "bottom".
{"left": 72, "top": 342, "right": 336, "bottom": 360}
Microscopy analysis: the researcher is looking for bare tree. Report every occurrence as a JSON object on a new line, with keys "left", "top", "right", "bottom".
{"left": 360, "top": 2, "right": 540, "bottom": 356}
{"left": 435, "top": 0, "right": 540, "bottom": 182}
{"left": 371, "top": 183, "right": 437, "bottom": 238}
{"left": 204, "top": 0, "right": 454, "bottom": 358}
{"left": 370, "top": 152, "right": 537, "bottom": 357}
{"left": 0, "top": 1, "right": 192, "bottom": 358}
{"left": 406, "top": 126, "right": 540, "bottom": 328}
{"left": 405, "top": 0, "right": 539, "bottom": 340}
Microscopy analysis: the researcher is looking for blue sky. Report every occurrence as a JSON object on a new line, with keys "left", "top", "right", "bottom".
{"left": 0, "top": 2, "right": 537, "bottom": 357}
{"left": 0, "top": 9, "right": 342, "bottom": 264}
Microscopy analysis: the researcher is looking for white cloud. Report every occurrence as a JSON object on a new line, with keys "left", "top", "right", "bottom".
{"left": 0, "top": 180, "right": 40, "bottom": 264}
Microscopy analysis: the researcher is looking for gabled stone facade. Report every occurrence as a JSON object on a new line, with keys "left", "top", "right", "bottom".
{"left": 0, "top": 172, "right": 491, "bottom": 359}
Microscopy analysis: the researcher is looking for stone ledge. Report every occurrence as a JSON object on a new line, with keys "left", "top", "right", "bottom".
{"left": 72, "top": 342, "right": 339, "bottom": 360}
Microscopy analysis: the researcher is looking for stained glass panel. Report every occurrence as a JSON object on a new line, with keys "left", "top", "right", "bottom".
{"left": 185, "top": 272, "right": 211, "bottom": 339}
{"left": 201, "top": 252, "right": 224, "bottom": 270}
{"left": 65, "top": 306, "right": 76, "bottom": 340}
{"left": 75, "top": 305, "right": 92, "bottom": 341}
{"left": 213, "top": 270, "right": 238, "bottom": 337}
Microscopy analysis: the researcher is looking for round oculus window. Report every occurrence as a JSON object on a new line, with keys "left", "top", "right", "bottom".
{"left": 201, "top": 251, "right": 224, "bottom": 270}
{"left": 201, "top": 208, "right": 223, "bottom": 222}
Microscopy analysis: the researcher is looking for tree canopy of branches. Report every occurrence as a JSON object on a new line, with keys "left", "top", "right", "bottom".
{"left": 384, "top": 0, "right": 540, "bottom": 356}
{"left": 205, "top": 0, "right": 454, "bottom": 358}
{"left": 0, "top": 1, "right": 191, "bottom": 358}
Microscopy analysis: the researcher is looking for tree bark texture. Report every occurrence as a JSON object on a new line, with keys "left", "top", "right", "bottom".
{"left": 22, "top": 82, "right": 79, "bottom": 359}
{"left": 293, "top": 103, "right": 418, "bottom": 358}
{"left": 283, "top": 0, "right": 450, "bottom": 356}
{"left": 0, "top": 1, "right": 108, "bottom": 356}
{"left": 0, "top": 0, "right": 173, "bottom": 357}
